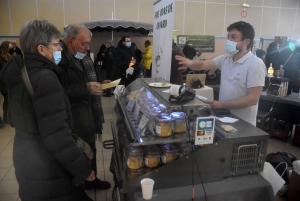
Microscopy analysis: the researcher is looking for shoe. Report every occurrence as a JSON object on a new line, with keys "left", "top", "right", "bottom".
{"left": 84, "top": 177, "right": 111, "bottom": 190}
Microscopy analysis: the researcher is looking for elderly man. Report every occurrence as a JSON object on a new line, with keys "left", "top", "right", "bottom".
{"left": 176, "top": 21, "right": 267, "bottom": 126}
{"left": 58, "top": 23, "right": 111, "bottom": 191}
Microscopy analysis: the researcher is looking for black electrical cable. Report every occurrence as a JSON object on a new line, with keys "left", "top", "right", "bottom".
{"left": 182, "top": 105, "right": 208, "bottom": 201}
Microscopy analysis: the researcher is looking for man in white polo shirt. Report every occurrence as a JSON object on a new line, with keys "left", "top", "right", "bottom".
{"left": 176, "top": 21, "right": 267, "bottom": 126}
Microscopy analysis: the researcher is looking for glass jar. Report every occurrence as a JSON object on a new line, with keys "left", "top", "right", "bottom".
{"left": 178, "top": 142, "right": 193, "bottom": 158}
{"left": 155, "top": 114, "right": 173, "bottom": 137}
{"left": 126, "top": 147, "right": 143, "bottom": 169}
{"left": 171, "top": 112, "right": 187, "bottom": 133}
{"left": 160, "top": 144, "right": 178, "bottom": 164}
{"left": 144, "top": 145, "right": 161, "bottom": 168}
{"left": 126, "top": 167, "right": 144, "bottom": 180}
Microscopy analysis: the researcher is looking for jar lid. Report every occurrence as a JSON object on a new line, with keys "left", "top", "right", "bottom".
{"left": 158, "top": 104, "right": 167, "bottom": 110}
{"left": 155, "top": 114, "right": 172, "bottom": 122}
{"left": 126, "top": 146, "right": 143, "bottom": 156}
{"left": 170, "top": 112, "right": 186, "bottom": 120}
{"left": 144, "top": 145, "right": 161, "bottom": 154}
{"left": 161, "top": 143, "right": 178, "bottom": 152}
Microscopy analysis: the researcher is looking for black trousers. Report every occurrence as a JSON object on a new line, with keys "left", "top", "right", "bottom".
{"left": 82, "top": 134, "right": 97, "bottom": 175}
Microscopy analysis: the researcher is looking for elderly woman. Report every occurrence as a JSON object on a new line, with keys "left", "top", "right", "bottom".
{"left": 0, "top": 41, "right": 14, "bottom": 125}
{"left": 1, "top": 20, "right": 95, "bottom": 201}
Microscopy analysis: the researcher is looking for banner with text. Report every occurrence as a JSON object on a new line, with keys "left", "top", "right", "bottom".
{"left": 152, "top": 0, "right": 175, "bottom": 80}
{"left": 177, "top": 35, "right": 215, "bottom": 52}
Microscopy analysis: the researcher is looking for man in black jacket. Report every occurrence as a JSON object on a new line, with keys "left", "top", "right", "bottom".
{"left": 102, "top": 39, "right": 115, "bottom": 97}
{"left": 58, "top": 23, "right": 111, "bottom": 191}
{"left": 113, "top": 36, "right": 136, "bottom": 86}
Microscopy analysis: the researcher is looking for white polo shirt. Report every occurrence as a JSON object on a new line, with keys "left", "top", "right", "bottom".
{"left": 213, "top": 51, "right": 267, "bottom": 126}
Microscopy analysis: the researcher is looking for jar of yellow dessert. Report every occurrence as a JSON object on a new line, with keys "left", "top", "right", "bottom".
{"left": 161, "top": 144, "right": 178, "bottom": 164}
{"left": 126, "top": 147, "right": 143, "bottom": 169}
{"left": 126, "top": 167, "right": 144, "bottom": 180}
{"left": 155, "top": 114, "right": 173, "bottom": 137}
{"left": 171, "top": 112, "right": 186, "bottom": 133}
{"left": 144, "top": 145, "right": 161, "bottom": 168}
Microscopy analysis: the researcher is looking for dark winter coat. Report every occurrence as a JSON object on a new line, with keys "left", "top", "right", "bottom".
{"left": 1, "top": 54, "right": 92, "bottom": 201}
{"left": 0, "top": 56, "right": 8, "bottom": 94}
{"left": 58, "top": 49, "right": 97, "bottom": 138}
{"left": 102, "top": 46, "right": 115, "bottom": 69}
{"left": 113, "top": 40, "right": 136, "bottom": 84}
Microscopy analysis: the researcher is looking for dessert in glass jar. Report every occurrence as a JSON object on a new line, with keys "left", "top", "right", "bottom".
{"left": 155, "top": 114, "right": 173, "bottom": 137}
{"left": 178, "top": 142, "right": 193, "bottom": 158}
{"left": 126, "top": 146, "right": 144, "bottom": 169}
{"left": 126, "top": 167, "right": 144, "bottom": 180}
{"left": 160, "top": 143, "right": 178, "bottom": 164}
{"left": 144, "top": 145, "right": 161, "bottom": 168}
{"left": 171, "top": 112, "right": 187, "bottom": 133}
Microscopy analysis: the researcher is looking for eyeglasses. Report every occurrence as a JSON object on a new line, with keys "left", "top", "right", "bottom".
{"left": 48, "top": 42, "right": 62, "bottom": 48}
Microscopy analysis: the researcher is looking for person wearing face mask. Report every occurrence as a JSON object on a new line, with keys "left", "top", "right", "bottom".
{"left": 58, "top": 23, "right": 111, "bottom": 193}
{"left": 176, "top": 21, "right": 267, "bottom": 126}
{"left": 0, "top": 41, "right": 14, "bottom": 125}
{"left": 1, "top": 20, "right": 95, "bottom": 201}
{"left": 113, "top": 36, "right": 136, "bottom": 85}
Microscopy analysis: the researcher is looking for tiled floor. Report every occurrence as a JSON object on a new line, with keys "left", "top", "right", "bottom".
{"left": 0, "top": 94, "right": 300, "bottom": 201}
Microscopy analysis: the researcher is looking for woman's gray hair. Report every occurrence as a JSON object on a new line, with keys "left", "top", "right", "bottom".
{"left": 64, "top": 24, "right": 92, "bottom": 41}
{"left": 20, "top": 20, "right": 61, "bottom": 53}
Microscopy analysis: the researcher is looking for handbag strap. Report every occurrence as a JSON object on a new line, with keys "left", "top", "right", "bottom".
{"left": 21, "top": 62, "right": 34, "bottom": 97}
{"left": 282, "top": 52, "right": 295, "bottom": 69}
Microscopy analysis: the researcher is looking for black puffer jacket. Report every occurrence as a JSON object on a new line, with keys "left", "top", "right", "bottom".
{"left": 1, "top": 54, "right": 92, "bottom": 201}
{"left": 113, "top": 40, "right": 136, "bottom": 84}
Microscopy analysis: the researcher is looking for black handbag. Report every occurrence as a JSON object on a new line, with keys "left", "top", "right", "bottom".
{"left": 20, "top": 60, "right": 93, "bottom": 161}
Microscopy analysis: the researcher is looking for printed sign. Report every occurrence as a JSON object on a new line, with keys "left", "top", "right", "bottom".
{"left": 241, "top": 10, "right": 247, "bottom": 18}
{"left": 126, "top": 99, "right": 135, "bottom": 112}
{"left": 195, "top": 117, "right": 215, "bottom": 145}
{"left": 177, "top": 35, "right": 215, "bottom": 52}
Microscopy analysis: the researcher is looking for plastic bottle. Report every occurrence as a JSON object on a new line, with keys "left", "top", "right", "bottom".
{"left": 268, "top": 63, "right": 274, "bottom": 77}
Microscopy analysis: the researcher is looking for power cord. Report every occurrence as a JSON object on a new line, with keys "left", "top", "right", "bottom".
{"left": 261, "top": 77, "right": 282, "bottom": 119}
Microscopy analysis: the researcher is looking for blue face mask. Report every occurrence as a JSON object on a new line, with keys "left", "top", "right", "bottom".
{"left": 75, "top": 52, "right": 86, "bottom": 60}
{"left": 225, "top": 40, "right": 244, "bottom": 55}
{"left": 53, "top": 51, "right": 62, "bottom": 64}
{"left": 43, "top": 46, "right": 61, "bottom": 64}
{"left": 125, "top": 42, "right": 131, "bottom": 48}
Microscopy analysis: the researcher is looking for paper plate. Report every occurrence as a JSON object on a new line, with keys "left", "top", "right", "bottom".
{"left": 148, "top": 82, "right": 172, "bottom": 87}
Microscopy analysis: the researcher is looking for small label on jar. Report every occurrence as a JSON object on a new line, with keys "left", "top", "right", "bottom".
{"left": 161, "top": 156, "right": 166, "bottom": 164}
{"left": 145, "top": 158, "right": 149, "bottom": 165}
{"left": 127, "top": 159, "right": 130, "bottom": 166}
{"left": 156, "top": 125, "right": 161, "bottom": 134}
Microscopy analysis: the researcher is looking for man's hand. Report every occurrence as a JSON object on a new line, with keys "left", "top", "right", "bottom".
{"left": 87, "top": 82, "right": 103, "bottom": 95}
{"left": 207, "top": 100, "right": 224, "bottom": 109}
{"left": 175, "top": 55, "right": 193, "bottom": 70}
{"left": 126, "top": 67, "right": 134, "bottom": 78}
{"left": 102, "top": 80, "right": 111, "bottom": 84}
{"left": 86, "top": 170, "right": 95, "bottom": 181}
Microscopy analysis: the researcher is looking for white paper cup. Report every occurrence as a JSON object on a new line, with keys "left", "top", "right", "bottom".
{"left": 141, "top": 178, "right": 154, "bottom": 200}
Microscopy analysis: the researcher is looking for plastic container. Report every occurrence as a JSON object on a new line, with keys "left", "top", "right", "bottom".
{"left": 155, "top": 114, "right": 173, "bottom": 137}
{"left": 144, "top": 145, "right": 161, "bottom": 168}
{"left": 171, "top": 112, "right": 187, "bottom": 133}
{"left": 160, "top": 144, "right": 178, "bottom": 164}
{"left": 126, "top": 146, "right": 144, "bottom": 169}
{"left": 126, "top": 167, "right": 144, "bottom": 180}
